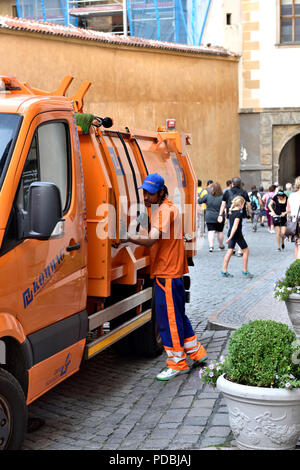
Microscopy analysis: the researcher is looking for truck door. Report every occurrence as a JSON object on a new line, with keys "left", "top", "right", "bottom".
{"left": 12, "top": 113, "right": 87, "bottom": 337}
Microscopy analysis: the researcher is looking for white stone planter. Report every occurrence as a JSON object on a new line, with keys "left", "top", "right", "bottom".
{"left": 217, "top": 374, "right": 300, "bottom": 450}
{"left": 285, "top": 294, "right": 300, "bottom": 335}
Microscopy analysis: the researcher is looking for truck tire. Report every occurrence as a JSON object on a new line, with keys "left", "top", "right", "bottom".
{"left": 0, "top": 368, "right": 27, "bottom": 450}
{"left": 132, "top": 285, "right": 163, "bottom": 358}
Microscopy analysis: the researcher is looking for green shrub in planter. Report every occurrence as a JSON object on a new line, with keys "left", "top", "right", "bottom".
{"left": 274, "top": 260, "right": 300, "bottom": 302}
{"left": 200, "top": 320, "right": 300, "bottom": 389}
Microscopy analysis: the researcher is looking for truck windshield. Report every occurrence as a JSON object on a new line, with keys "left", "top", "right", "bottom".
{"left": 0, "top": 113, "right": 22, "bottom": 189}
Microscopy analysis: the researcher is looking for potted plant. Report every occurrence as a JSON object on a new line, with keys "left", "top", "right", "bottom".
{"left": 199, "top": 320, "right": 300, "bottom": 450}
{"left": 274, "top": 260, "right": 300, "bottom": 335}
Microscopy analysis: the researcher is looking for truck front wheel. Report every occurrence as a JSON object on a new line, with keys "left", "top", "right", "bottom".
{"left": 0, "top": 368, "right": 27, "bottom": 450}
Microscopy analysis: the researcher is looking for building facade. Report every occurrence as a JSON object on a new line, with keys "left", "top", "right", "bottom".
{"left": 203, "top": 0, "right": 300, "bottom": 190}
{"left": 0, "top": 15, "right": 240, "bottom": 188}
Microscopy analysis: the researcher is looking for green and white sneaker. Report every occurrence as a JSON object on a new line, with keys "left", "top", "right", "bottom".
{"left": 156, "top": 367, "right": 189, "bottom": 381}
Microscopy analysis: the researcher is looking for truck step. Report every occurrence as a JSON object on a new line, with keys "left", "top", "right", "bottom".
{"left": 88, "top": 287, "right": 152, "bottom": 330}
{"left": 85, "top": 309, "right": 152, "bottom": 359}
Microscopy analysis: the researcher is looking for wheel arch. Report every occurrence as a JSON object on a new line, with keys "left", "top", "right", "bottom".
{"left": 0, "top": 313, "right": 32, "bottom": 398}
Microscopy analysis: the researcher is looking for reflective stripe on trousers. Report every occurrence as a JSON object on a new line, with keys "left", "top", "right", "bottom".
{"left": 154, "top": 278, "right": 206, "bottom": 371}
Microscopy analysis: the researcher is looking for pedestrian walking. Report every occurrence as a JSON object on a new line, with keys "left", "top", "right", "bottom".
{"left": 217, "top": 176, "right": 251, "bottom": 256}
{"left": 197, "top": 179, "right": 207, "bottom": 237}
{"left": 263, "top": 185, "right": 276, "bottom": 233}
{"left": 249, "top": 186, "right": 262, "bottom": 232}
{"left": 258, "top": 185, "right": 266, "bottom": 226}
{"left": 221, "top": 196, "right": 253, "bottom": 278}
{"left": 206, "top": 180, "right": 214, "bottom": 193}
{"left": 285, "top": 182, "right": 293, "bottom": 198}
{"left": 124, "top": 173, "right": 208, "bottom": 381}
{"left": 286, "top": 176, "right": 300, "bottom": 259}
{"left": 268, "top": 189, "right": 288, "bottom": 251}
{"left": 198, "top": 182, "right": 225, "bottom": 252}
{"left": 223, "top": 179, "right": 232, "bottom": 194}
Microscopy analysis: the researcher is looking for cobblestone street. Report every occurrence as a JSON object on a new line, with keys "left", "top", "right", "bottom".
{"left": 23, "top": 222, "right": 296, "bottom": 451}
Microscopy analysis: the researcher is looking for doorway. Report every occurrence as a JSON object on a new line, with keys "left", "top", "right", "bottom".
{"left": 278, "top": 133, "right": 300, "bottom": 187}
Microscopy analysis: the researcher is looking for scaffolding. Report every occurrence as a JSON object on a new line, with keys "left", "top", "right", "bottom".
{"left": 15, "top": 0, "right": 212, "bottom": 45}
{"left": 16, "top": 0, "right": 77, "bottom": 26}
{"left": 127, "top": 0, "right": 211, "bottom": 45}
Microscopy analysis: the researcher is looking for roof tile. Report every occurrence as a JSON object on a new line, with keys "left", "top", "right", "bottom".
{"left": 0, "top": 15, "right": 238, "bottom": 57}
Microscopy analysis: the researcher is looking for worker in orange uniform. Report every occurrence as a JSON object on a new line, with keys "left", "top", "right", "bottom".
{"left": 124, "top": 173, "right": 208, "bottom": 381}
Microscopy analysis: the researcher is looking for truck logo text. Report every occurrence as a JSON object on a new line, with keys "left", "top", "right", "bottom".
{"left": 22, "top": 249, "right": 65, "bottom": 309}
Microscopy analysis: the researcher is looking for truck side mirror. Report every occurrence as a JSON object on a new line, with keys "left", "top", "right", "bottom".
{"left": 18, "top": 182, "right": 63, "bottom": 240}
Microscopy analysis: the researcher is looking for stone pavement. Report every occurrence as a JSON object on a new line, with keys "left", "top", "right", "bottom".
{"left": 23, "top": 222, "right": 297, "bottom": 451}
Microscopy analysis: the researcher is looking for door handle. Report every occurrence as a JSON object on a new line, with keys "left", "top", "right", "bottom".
{"left": 66, "top": 242, "right": 81, "bottom": 252}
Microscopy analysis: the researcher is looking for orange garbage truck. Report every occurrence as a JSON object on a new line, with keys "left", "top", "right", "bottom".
{"left": 0, "top": 75, "right": 197, "bottom": 449}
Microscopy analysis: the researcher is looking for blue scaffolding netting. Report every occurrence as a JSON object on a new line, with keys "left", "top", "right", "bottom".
{"left": 127, "top": 0, "right": 211, "bottom": 45}
{"left": 16, "top": 0, "right": 77, "bottom": 26}
{"left": 16, "top": 0, "right": 211, "bottom": 46}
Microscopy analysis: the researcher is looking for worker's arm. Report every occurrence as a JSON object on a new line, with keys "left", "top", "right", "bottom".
{"left": 127, "top": 227, "right": 160, "bottom": 247}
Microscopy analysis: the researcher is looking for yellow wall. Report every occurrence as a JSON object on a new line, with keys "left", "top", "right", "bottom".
{"left": 0, "top": 29, "right": 240, "bottom": 188}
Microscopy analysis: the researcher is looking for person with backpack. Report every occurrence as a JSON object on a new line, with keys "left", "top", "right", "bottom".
{"left": 249, "top": 185, "right": 262, "bottom": 232}
{"left": 262, "top": 185, "right": 276, "bottom": 233}
{"left": 217, "top": 177, "right": 251, "bottom": 256}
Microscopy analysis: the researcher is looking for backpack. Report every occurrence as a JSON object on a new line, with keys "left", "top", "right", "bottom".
{"left": 250, "top": 193, "right": 259, "bottom": 211}
{"left": 264, "top": 192, "right": 273, "bottom": 213}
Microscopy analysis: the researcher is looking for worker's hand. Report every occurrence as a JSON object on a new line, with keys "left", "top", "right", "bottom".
{"left": 136, "top": 211, "right": 149, "bottom": 229}
{"left": 225, "top": 238, "right": 231, "bottom": 244}
{"left": 217, "top": 215, "right": 223, "bottom": 222}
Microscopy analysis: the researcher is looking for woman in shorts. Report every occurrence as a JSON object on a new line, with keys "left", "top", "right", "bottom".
{"left": 221, "top": 196, "right": 253, "bottom": 278}
{"left": 268, "top": 189, "right": 288, "bottom": 251}
{"left": 198, "top": 182, "right": 225, "bottom": 252}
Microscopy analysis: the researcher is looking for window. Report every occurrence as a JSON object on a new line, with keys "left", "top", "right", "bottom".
{"left": 226, "top": 13, "right": 232, "bottom": 25}
{"left": 0, "top": 113, "right": 22, "bottom": 189}
{"left": 280, "top": 0, "right": 300, "bottom": 43}
{"left": 18, "top": 121, "right": 71, "bottom": 212}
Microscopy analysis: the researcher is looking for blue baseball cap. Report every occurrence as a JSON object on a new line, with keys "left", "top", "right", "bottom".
{"left": 139, "top": 173, "right": 164, "bottom": 194}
